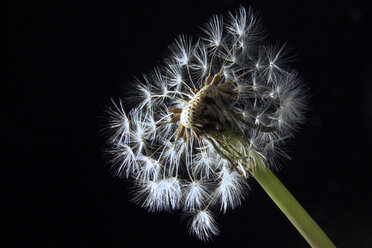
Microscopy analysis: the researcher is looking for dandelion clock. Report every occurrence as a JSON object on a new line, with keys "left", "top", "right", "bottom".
{"left": 102, "top": 6, "right": 335, "bottom": 247}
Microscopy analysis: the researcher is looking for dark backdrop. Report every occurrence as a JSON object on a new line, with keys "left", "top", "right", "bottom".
{"left": 3, "top": 0, "right": 371, "bottom": 247}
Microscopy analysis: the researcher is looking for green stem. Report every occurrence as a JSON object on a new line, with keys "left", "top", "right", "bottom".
{"left": 216, "top": 127, "right": 336, "bottom": 247}
{"left": 251, "top": 160, "right": 336, "bottom": 248}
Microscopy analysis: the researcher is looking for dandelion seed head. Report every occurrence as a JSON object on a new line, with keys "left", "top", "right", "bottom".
{"left": 104, "top": 6, "right": 307, "bottom": 241}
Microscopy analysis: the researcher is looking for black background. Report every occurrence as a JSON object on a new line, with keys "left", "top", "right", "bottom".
{"left": 3, "top": 0, "right": 372, "bottom": 247}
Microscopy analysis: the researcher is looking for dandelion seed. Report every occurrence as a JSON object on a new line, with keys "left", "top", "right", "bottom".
{"left": 137, "top": 177, "right": 182, "bottom": 212}
{"left": 183, "top": 180, "right": 210, "bottom": 211}
{"left": 215, "top": 166, "right": 249, "bottom": 213}
{"left": 135, "top": 155, "right": 161, "bottom": 183}
{"left": 189, "top": 210, "right": 219, "bottom": 241}
{"left": 201, "top": 14, "right": 223, "bottom": 49}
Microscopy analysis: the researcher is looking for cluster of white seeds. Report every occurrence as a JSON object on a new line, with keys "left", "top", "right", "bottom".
{"left": 103, "top": 6, "right": 306, "bottom": 241}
